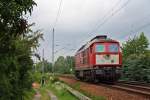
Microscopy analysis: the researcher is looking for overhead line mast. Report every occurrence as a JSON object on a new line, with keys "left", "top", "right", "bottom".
{"left": 51, "top": 0, "right": 63, "bottom": 73}
{"left": 52, "top": 28, "right": 54, "bottom": 73}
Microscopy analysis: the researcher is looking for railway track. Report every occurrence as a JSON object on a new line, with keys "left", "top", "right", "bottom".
{"left": 108, "top": 81, "right": 150, "bottom": 97}
{"left": 59, "top": 74, "right": 150, "bottom": 97}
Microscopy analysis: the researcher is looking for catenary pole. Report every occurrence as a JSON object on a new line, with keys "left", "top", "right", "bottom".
{"left": 52, "top": 28, "right": 55, "bottom": 73}
{"left": 42, "top": 49, "right": 44, "bottom": 74}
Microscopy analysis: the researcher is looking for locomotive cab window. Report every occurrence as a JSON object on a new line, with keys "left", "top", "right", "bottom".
{"left": 109, "top": 44, "right": 119, "bottom": 52}
{"left": 95, "top": 44, "right": 105, "bottom": 52}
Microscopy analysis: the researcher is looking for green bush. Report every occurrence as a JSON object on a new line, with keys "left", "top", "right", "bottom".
{"left": 23, "top": 89, "right": 36, "bottom": 100}
{"left": 32, "top": 72, "right": 42, "bottom": 83}
{"left": 49, "top": 76, "right": 59, "bottom": 83}
{"left": 123, "top": 54, "right": 150, "bottom": 82}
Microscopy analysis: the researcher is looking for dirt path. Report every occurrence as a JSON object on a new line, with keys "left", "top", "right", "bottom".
{"left": 47, "top": 90, "right": 58, "bottom": 100}
{"left": 32, "top": 82, "right": 58, "bottom": 100}
{"left": 33, "top": 89, "right": 41, "bottom": 100}
{"left": 32, "top": 83, "right": 41, "bottom": 100}
{"left": 59, "top": 77, "right": 150, "bottom": 100}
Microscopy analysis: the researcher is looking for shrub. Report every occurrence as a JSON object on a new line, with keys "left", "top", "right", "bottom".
{"left": 123, "top": 54, "right": 150, "bottom": 82}
{"left": 49, "top": 76, "right": 59, "bottom": 83}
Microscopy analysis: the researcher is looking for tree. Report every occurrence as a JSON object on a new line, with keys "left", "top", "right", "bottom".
{"left": 54, "top": 56, "right": 75, "bottom": 74}
{"left": 0, "top": 0, "right": 36, "bottom": 36}
{"left": 122, "top": 32, "right": 149, "bottom": 59}
{"left": 123, "top": 54, "right": 150, "bottom": 82}
{"left": 0, "top": 0, "right": 43, "bottom": 99}
{"left": 122, "top": 32, "right": 150, "bottom": 82}
{"left": 54, "top": 56, "right": 66, "bottom": 73}
{"left": 65, "top": 56, "right": 75, "bottom": 74}
{"left": 35, "top": 60, "right": 52, "bottom": 73}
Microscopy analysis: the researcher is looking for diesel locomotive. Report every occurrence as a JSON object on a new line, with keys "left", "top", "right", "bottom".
{"left": 75, "top": 35, "right": 122, "bottom": 82}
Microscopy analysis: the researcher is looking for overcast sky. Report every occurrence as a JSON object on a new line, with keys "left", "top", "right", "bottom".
{"left": 29, "top": 0, "right": 150, "bottom": 62}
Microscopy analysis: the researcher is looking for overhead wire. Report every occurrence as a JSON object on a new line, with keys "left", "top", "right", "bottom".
{"left": 89, "top": 0, "right": 122, "bottom": 34}
{"left": 133, "top": 23, "right": 150, "bottom": 34}
{"left": 53, "top": 0, "right": 63, "bottom": 28}
{"left": 76, "top": 0, "right": 131, "bottom": 48}
{"left": 89, "top": 0, "right": 131, "bottom": 35}
{"left": 118, "top": 15, "right": 150, "bottom": 40}
{"left": 127, "top": 22, "right": 150, "bottom": 38}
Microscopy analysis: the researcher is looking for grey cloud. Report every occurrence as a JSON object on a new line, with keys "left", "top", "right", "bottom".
{"left": 30, "top": 0, "right": 150, "bottom": 61}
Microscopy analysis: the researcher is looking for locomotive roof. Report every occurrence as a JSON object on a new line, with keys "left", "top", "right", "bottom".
{"left": 76, "top": 35, "right": 118, "bottom": 53}
{"left": 90, "top": 35, "right": 107, "bottom": 41}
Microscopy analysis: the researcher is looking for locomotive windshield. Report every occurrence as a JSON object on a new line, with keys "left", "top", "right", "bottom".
{"left": 95, "top": 44, "right": 105, "bottom": 52}
{"left": 109, "top": 44, "right": 119, "bottom": 52}
{"left": 95, "top": 43, "right": 119, "bottom": 52}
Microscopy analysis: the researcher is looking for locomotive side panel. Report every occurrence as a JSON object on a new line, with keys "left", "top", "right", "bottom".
{"left": 75, "top": 48, "right": 91, "bottom": 70}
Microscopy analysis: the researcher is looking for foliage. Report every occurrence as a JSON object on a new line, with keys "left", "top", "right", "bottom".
{"left": 39, "top": 87, "right": 50, "bottom": 100}
{"left": 0, "top": 0, "right": 36, "bottom": 36}
{"left": 23, "top": 89, "right": 36, "bottom": 100}
{"left": 47, "top": 82, "right": 78, "bottom": 100}
{"left": 34, "top": 76, "right": 78, "bottom": 100}
{"left": 35, "top": 60, "right": 52, "bottom": 73}
{"left": 63, "top": 81, "right": 106, "bottom": 100}
{"left": 123, "top": 54, "right": 150, "bottom": 82}
{"left": 54, "top": 56, "right": 75, "bottom": 74}
{"left": 0, "top": 0, "right": 44, "bottom": 99}
{"left": 31, "top": 72, "right": 42, "bottom": 83}
{"left": 122, "top": 32, "right": 150, "bottom": 82}
{"left": 49, "top": 76, "right": 59, "bottom": 83}
{"left": 122, "top": 32, "right": 149, "bottom": 59}
{"left": 0, "top": 27, "right": 42, "bottom": 100}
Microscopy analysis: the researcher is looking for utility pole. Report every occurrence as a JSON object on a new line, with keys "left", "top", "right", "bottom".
{"left": 52, "top": 28, "right": 55, "bottom": 73}
{"left": 41, "top": 49, "right": 45, "bottom": 86}
{"left": 42, "top": 49, "right": 44, "bottom": 74}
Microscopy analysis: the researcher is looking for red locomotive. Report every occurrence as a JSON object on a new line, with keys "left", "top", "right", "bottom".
{"left": 75, "top": 35, "right": 122, "bottom": 82}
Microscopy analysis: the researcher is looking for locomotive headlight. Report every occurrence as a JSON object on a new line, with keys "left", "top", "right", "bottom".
{"left": 111, "top": 60, "right": 114, "bottom": 63}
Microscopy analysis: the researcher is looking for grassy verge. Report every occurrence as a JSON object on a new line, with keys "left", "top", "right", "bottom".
{"left": 46, "top": 81, "right": 78, "bottom": 100}
{"left": 29, "top": 73, "right": 105, "bottom": 100}
{"left": 61, "top": 81, "right": 106, "bottom": 100}
{"left": 34, "top": 75, "right": 78, "bottom": 100}
{"left": 39, "top": 86, "right": 50, "bottom": 100}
